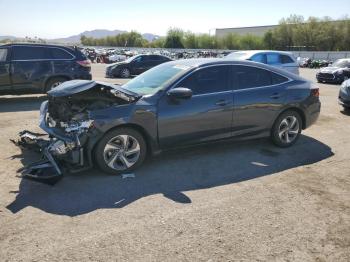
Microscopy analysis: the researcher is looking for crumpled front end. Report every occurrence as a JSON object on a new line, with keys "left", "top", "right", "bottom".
{"left": 12, "top": 80, "right": 139, "bottom": 184}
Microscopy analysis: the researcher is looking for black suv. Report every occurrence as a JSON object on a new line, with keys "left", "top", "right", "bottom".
{"left": 0, "top": 43, "right": 92, "bottom": 95}
{"left": 106, "top": 54, "right": 172, "bottom": 78}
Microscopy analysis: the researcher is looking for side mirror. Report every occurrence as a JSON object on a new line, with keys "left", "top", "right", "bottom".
{"left": 167, "top": 87, "right": 192, "bottom": 100}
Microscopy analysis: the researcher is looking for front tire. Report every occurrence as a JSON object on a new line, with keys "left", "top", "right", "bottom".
{"left": 120, "top": 68, "right": 131, "bottom": 78}
{"left": 271, "top": 110, "right": 302, "bottom": 147}
{"left": 94, "top": 128, "right": 147, "bottom": 175}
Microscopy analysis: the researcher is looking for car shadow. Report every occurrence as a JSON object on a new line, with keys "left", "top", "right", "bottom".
{"left": 0, "top": 95, "right": 47, "bottom": 113}
{"left": 7, "top": 135, "right": 334, "bottom": 216}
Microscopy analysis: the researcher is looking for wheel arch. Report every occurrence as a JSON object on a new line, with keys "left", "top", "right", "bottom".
{"left": 273, "top": 107, "right": 306, "bottom": 130}
{"left": 44, "top": 75, "right": 72, "bottom": 92}
{"left": 92, "top": 123, "right": 158, "bottom": 157}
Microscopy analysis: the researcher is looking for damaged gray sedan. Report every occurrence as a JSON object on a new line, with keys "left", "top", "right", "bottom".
{"left": 13, "top": 59, "right": 320, "bottom": 182}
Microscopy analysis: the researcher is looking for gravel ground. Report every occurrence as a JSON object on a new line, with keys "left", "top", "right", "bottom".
{"left": 0, "top": 65, "right": 349, "bottom": 262}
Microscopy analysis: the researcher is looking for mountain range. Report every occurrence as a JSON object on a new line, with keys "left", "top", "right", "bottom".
{"left": 0, "top": 29, "right": 160, "bottom": 44}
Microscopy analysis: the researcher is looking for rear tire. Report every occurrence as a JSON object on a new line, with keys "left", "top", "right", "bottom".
{"left": 94, "top": 128, "right": 147, "bottom": 175}
{"left": 271, "top": 110, "right": 302, "bottom": 148}
{"left": 45, "top": 77, "right": 68, "bottom": 92}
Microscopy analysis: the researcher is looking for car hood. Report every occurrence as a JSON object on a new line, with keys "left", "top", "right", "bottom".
{"left": 319, "top": 67, "right": 342, "bottom": 74}
{"left": 48, "top": 80, "right": 139, "bottom": 99}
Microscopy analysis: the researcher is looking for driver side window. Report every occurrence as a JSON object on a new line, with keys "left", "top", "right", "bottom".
{"left": 177, "top": 66, "right": 229, "bottom": 95}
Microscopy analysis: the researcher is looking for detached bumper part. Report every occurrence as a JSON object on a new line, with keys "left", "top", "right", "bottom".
{"left": 13, "top": 131, "right": 64, "bottom": 184}
{"left": 18, "top": 160, "right": 62, "bottom": 185}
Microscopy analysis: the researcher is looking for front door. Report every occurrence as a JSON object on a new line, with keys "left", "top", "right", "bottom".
{"left": 158, "top": 65, "right": 234, "bottom": 148}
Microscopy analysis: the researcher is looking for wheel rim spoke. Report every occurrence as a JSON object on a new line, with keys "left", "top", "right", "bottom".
{"left": 105, "top": 142, "right": 120, "bottom": 151}
{"left": 124, "top": 143, "right": 140, "bottom": 157}
{"left": 118, "top": 155, "right": 133, "bottom": 168}
{"left": 289, "top": 117, "right": 297, "bottom": 129}
{"left": 106, "top": 152, "right": 119, "bottom": 168}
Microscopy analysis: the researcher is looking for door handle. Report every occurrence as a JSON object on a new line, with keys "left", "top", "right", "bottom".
{"left": 270, "top": 93, "right": 281, "bottom": 99}
{"left": 215, "top": 100, "right": 228, "bottom": 106}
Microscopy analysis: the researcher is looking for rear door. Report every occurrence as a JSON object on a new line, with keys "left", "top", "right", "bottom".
{"left": 11, "top": 45, "right": 52, "bottom": 91}
{"left": 0, "top": 47, "right": 12, "bottom": 92}
{"left": 231, "top": 65, "right": 290, "bottom": 137}
{"left": 158, "top": 65, "right": 233, "bottom": 148}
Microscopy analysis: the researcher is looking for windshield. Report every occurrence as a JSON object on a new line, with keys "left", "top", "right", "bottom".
{"left": 121, "top": 63, "right": 191, "bottom": 95}
{"left": 226, "top": 52, "right": 249, "bottom": 60}
{"left": 332, "top": 59, "right": 350, "bottom": 68}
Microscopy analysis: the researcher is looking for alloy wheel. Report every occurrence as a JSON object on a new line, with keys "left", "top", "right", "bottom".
{"left": 120, "top": 69, "right": 130, "bottom": 78}
{"left": 278, "top": 116, "right": 300, "bottom": 144}
{"left": 103, "top": 135, "right": 141, "bottom": 171}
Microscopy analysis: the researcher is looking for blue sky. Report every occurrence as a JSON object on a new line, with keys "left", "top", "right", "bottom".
{"left": 0, "top": 0, "right": 349, "bottom": 38}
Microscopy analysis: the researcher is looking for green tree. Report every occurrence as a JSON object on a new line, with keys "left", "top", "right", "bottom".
{"left": 164, "top": 28, "right": 185, "bottom": 48}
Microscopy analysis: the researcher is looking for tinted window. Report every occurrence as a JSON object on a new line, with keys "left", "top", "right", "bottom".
{"left": 50, "top": 48, "right": 73, "bottom": 59}
{"left": 134, "top": 56, "right": 148, "bottom": 63}
{"left": 271, "top": 72, "right": 289, "bottom": 85}
{"left": 179, "top": 66, "right": 229, "bottom": 95}
{"left": 13, "top": 46, "right": 50, "bottom": 60}
{"left": 0, "top": 48, "right": 7, "bottom": 62}
{"left": 149, "top": 55, "right": 163, "bottom": 61}
{"left": 251, "top": 54, "right": 267, "bottom": 64}
{"left": 234, "top": 66, "right": 272, "bottom": 89}
{"left": 266, "top": 54, "right": 281, "bottom": 65}
{"left": 281, "top": 55, "right": 294, "bottom": 64}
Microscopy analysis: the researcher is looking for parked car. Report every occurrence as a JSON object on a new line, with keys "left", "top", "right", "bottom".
{"left": 0, "top": 43, "right": 92, "bottom": 95}
{"left": 15, "top": 59, "right": 320, "bottom": 181}
{"left": 316, "top": 58, "right": 350, "bottom": 84}
{"left": 225, "top": 50, "right": 300, "bottom": 75}
{"left": 339, "top": 79, "right": 350, "bottom": 110}
{"left": 105, "top": 54, "right": 172, "bottom": 78}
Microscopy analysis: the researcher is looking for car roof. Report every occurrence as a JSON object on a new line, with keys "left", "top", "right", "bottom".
{"left": 165, "top": 58, "right": 301, "bottom": 80}
{"left": 0, "top": 43, "right": 74, "bottom": 50}
{"left": 231, "top": 50, "right": 295, "bottom": 56}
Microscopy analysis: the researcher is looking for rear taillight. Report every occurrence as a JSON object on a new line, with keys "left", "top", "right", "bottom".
{"left": 76, "top": 59, "right": 91, "bottom": 68}
{"left": 311, "top": 88, "right": 320, "bottom": 97}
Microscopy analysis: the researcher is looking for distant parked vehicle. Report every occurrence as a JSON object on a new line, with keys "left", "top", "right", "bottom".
{"left": 0, "top": 43, "right": 92, "bottom": 95}
{"left": 338, "top": 79, "right": 350, "bottom": 111}
{"left": 225, "top": 50, "right": 300, "bottom": 75}
{"left": 316, "top": 59, "right": 350, "bottom": 84}
{"left": 105, "top": 54, "right": 172, "bottom": 78}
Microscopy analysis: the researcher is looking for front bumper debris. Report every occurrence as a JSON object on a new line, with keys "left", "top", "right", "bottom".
{"left": 12, "top": 130, "right": 63, "bottom": 184}
{"left": 11, "top": 101, "right": 91, "bottom": 184}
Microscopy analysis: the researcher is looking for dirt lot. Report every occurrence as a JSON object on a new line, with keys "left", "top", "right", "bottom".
{"left": 0, "top": 65, "right": 349, "bottom": 261}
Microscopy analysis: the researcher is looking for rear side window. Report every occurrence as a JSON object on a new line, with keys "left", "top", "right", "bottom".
{"left": 271, "top": 72, "right": 289, "bottom": 85}
{"left": 281, "top": 55, "right": 294, "bottom": 64}
{"left": 179, "top": 66, "right": 229, "bottom": 95}
{"left": 13, "top": 46, "right": 50, "bottom": 60}
{"left": 266, "top": 54, "right": 281, "bottom": 65}
{"left": 50, "top": 48, "right": 74, "bottom": 59}
{"left": 0, "top": 49, "right": 7, "bottom": 62}
{"left": 233, "top": 66, "right": 272, "bottom": 89}
{"left": 149, "top": 55, "right": 163, "bottom": 61}
{"left": 251, "top": 54, "right": 267, "bottom": 64}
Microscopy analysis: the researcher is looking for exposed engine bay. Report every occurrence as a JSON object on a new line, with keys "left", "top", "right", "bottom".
{"left": 12, "top": 80, "right": 139, "bottom": 184}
